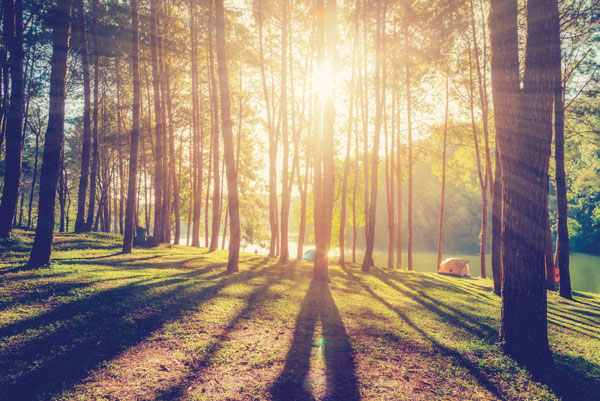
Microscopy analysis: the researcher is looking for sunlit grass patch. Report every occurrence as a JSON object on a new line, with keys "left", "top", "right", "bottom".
{"left": 0, "top": 232, "right": 599, "bottom": 400}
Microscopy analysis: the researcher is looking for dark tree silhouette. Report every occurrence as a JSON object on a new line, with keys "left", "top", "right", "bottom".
{"left": 0, "top": 0, "right": 25, "bottom": 239}
{"left": 28, "top": 0, "right": 73, "bottom": 268}
{"left": 122, "top": 0, "right": 141, "bottom": 254}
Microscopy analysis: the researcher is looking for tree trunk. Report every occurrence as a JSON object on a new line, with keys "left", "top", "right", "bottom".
{"left": 552, "top": 6, "right": 571, "bottom": 299}
{"left": 58, "top": 146, "right": 66, "bottom": 232}
{"left": 545, "top": 192, "right": 555, "bottom": 290}
{"left": 313, "top": 0, "right": 336, "bottom": 281}
{"left": 155, "top": 32, "right": 169, "bottom": 243}
{"left": 85, "top": 0, "right": 99, "bottom": 232}
{"left": 208, "top": 0, "right": 220, "bottom": 253}
{"left": 115, "top": 59, "right": 124, "bottom": 235}
{"left": 279, "top": 0, "right": 290, "bottom": 262}
{"left": 362, "top": 0, "right": 382, "bottom": 273}
{"left": 490, "top": 0, "right": 553, "bottom": 365}
{"left": 406, "top": 38, "right": 413, "bottom": 271}
{"left": 0, "top": 0, "right": 25, "bottom": 239}
{"left": 150, "top": 0, "right": 163, "bottom": 245}
{"left": 396, "top": 77, "right": 402, "bottom": 270}
{"left": 74, "top": 0, "right": 91, "bottom": 233}
{"left": 491, "top": 148, "right": 502, "bottom": 295}
{"left": 189, "top": 0, "right": 201, "bottom": 247}
{"left": 29, "top": 0, "right": 72, "bottom": 267}
{"left": 214, "top": 0, "right": 240, "bottom": 274}
{"left": 27, "top": 127, "right": 39, "bottom": 229}
{"left": 122, "top": 0, "right": 140, "bottom": 254}
{"left": 340, "top": 0, "right": 359, "bottom": 265}
{"left": 436, "top": 78, "right": 449, "bottom": 270}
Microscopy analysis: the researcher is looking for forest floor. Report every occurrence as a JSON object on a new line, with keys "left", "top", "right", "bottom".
{"left": 1, "top": 232, "right": 599, "bottom": 401}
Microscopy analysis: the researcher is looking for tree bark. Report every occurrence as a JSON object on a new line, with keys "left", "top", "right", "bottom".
{"left": 150, "top": 0, "right": 163, "bottom": 245}
{"left": 491, "top": 147, "right": 502, "bottom": 295}
{"left": 189, "top": 0, "right": 201, "bottom": 247}
{"left": 74, "top": 0, "right": 91, "bottom": 233}
{"left": 437, "top": 78, "right": 449, "bottom": 270}
{"left": 29, "top": 0, "right": 72, "bottom": 267}
{"left": 362, "top": 0, "right": 382, "bottom": 273}
{"left": 208, "top": 0, "right": 220, "bottom": 252}
{"left": 313, "top": 0, "right": 336, "bottom": 281}
{"left": 552, "top": 5, "right": 571, "bottom": 299}
{"left": 406, "top": 37, "right": 413, "bottom": 271}
{"left": 214, "top": 0, "right": 240, "bottom": 273}
{"left": 85, "top": 0, "right": 99, "bottom": 232}
{"left": 122, "top": 0, "right": 140, "bottom": 254}
{"left": 340, "top": 0, "right": 359, "bottom": 265}
{"left": 279, "top": 0, "right": 290, "bottom": 262}
{"left": 490, "top": 0, "right": 553, "bottom": 365}
{"left": 0, "top": 0, "right": 25, "bottom": 239}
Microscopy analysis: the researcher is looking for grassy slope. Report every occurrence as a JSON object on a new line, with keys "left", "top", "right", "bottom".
{"left": 0, "top": 232, "right": 599, "bottom": 401}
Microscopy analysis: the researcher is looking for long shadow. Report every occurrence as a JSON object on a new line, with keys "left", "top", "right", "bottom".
{"left": 152, "top": 262, "right": 284, "bottom": 400}
{"left": 0, "top": 261, "right": 276, "bottom": 401}
{"left": 371, "top": 268, "right": 498, "bottom": 340}
{"left": 270, "top": 279, "right": 360, "bottom": 401}
{"left": 340, "top": 264, "right": 505, "bottom": 400}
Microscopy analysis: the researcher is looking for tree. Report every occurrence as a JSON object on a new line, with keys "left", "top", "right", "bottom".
{"left": 436, "top": 78, "right": 449, "bottom": 269}
{"left": 122, "top": 0, "right": 140, "bottom": 254}
{"left": 74, "top": 0, "right": 92, "bottom": 233}
{"left": 279, "top": 0, "right": 290, "bottom": 262}
{"left": 552, "top": 3, "right": 572, "bottom": 299}
{"left": 28, "top": 0, "right": 73, "bottom": 268}
{"left": 208, "top": 0, "right": 220, "bottom": 252}
{"left": 85, "top": 0, "right": 99, "bottom": 232}
{"left": 150, "top": 0, "right": 163, "bottom": 245}
{"left": 490, "top": 0, "right": 554, "bottom": 364}
{"left": 313, "top": 0, "right": 336, "bottom": 281}
{"left": 362, "top": 0, "right": 383, "bottom": 273}
{"left": 214, "top": 0, "right": 241, "bottom": 274}
{"left": 0, "top": 0, "right": 25, "bottom": 239}
{"left": 339, "top": 0, "right": 359, "bottom": 265}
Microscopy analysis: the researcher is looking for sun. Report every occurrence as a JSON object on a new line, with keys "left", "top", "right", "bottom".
{"left": 312, "top": 62, "right": 336, "bottom": 102}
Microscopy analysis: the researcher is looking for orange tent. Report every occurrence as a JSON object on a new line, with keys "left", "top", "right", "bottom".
{"left": 438, "top": 258, "right": 471, "bottom": 278}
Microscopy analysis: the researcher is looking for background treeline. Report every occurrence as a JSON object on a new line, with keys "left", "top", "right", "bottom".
{"left": 0, "top": 0, "right": 598, "bottom": 259}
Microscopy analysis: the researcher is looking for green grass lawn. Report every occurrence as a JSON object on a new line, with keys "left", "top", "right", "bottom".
{"left": 1, "top": 231, "right": 599, "bottom": 400}
{"left": 362, "top": 250, "right": 600, "bottom": 293}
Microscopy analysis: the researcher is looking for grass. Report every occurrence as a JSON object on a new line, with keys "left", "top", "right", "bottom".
{"left": 0, "top": 231, "right": 599, "bottom": 400}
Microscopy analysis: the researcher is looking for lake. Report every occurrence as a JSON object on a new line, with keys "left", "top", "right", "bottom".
{"left": 175, "top": 236, "right": 600, "bottom": 294}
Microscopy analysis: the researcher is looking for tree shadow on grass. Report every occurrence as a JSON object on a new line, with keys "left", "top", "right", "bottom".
{"left": 270, "top": 279, "right": 360, "bottom": 401}
{"left": 151, "top": 263, "right": 285, "bottom": 400}
{"left": 371, "top": 268, "right": 498, "bottom": 341}
{"left": 0, "top": 261, "right": 277, "bottom": 401}
{"left": 339, "top": 264, "right": 505, "bottom": 400}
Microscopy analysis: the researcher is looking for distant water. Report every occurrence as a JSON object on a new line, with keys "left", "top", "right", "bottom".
{"left": 174, "top": 236, "right": 599, "bottom": 294}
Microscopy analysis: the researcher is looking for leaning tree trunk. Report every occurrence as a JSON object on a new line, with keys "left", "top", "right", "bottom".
{"left": 214, "top": 0, "right": 240, "bottom": 274}
{"left": 74, "top": 0, "right": 91, "bottom": 233}
{"left": 29, "top": 0, "right": 72, "bottom": 268}
{"left": 0, "top": 0, "right": 25, "bottom": 239}
{"left": 122, "top": 0, "right": 140, "bottom": 254}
